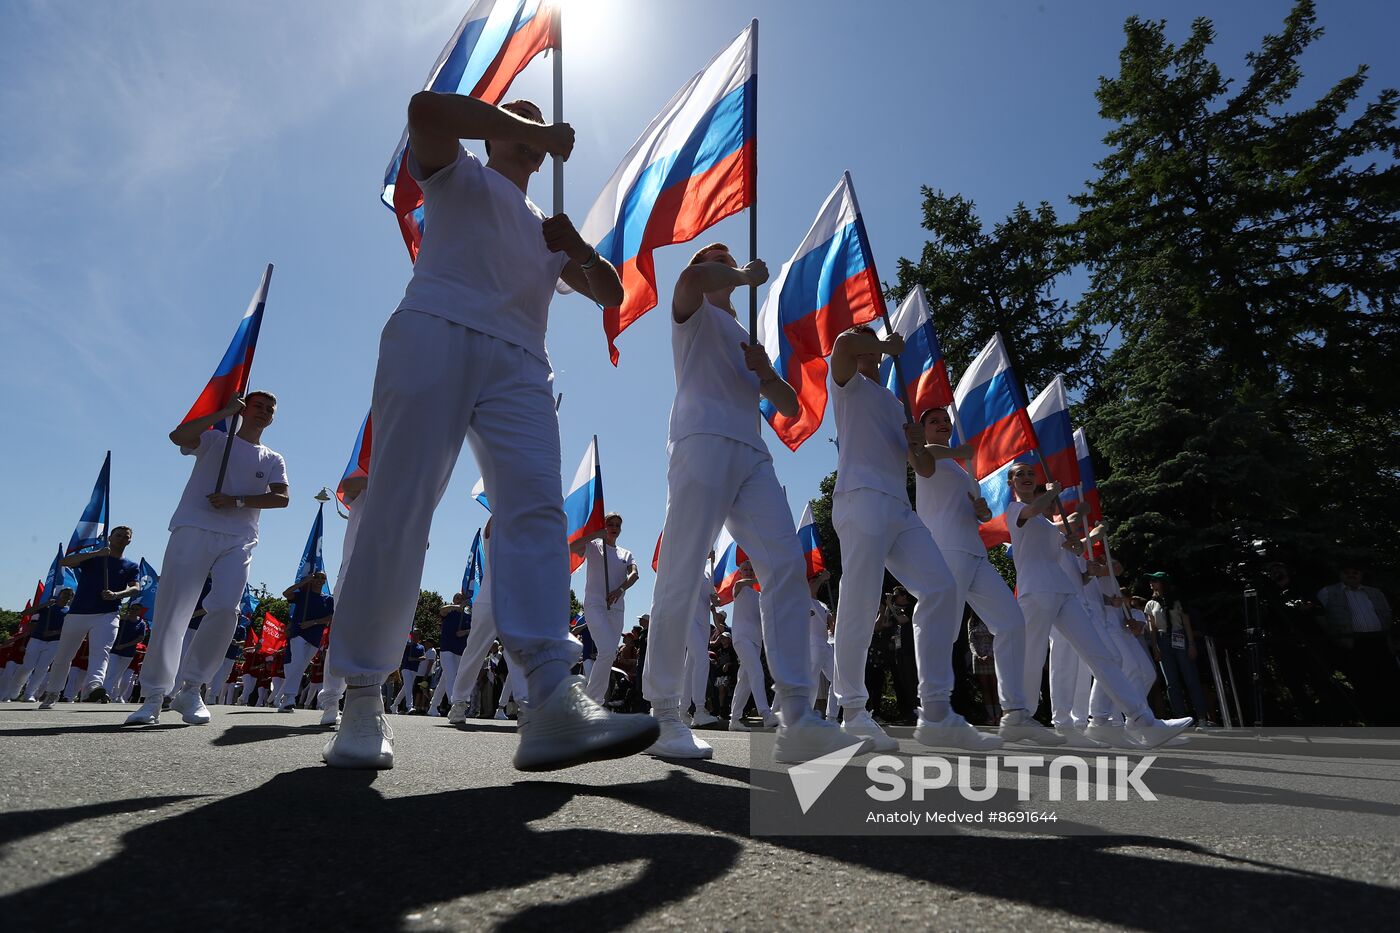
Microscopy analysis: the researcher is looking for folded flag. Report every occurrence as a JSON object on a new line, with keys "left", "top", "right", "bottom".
{"left": 757, "top": 171, "right": 885, "bottom": 450}
{"left": 877, "top": 286, "right": 953, "bottom": 421}
{"left": 796, "top": 503, "right": 826, "bottom": 580}
{"left": 239, "top": 583, "right": 260, "bottom": 623}
{"left": 67, "top": 451, "right": 111, "bottom": 554}
{"left": 381, "top": 0, "right": 561, "bottom": 259}
{"left": 576, "top": 21, "right": 757, "bottom": 364}
{"left": 181, "top": 265, "right": 272, "bottom": 428}
{"left": 133, "top": 558, "right": 160, "bottom": 620}
{"left": 43, "top": 544, "right": 78, "bottom": 600}
{"left": 462, "top": 527, "right": 484, "bottom": 605}
{"left": 563, "top": 436, "right": 605, "bottom": 573}
{"left": 471, "top": 476, "right": 491, "bottom": 512}
{"left": 336, "top": 412, "right": 372, "bottom": 509}
{"left": 260, "top": 612, "right": 287, "bottom": 656}
{"left": 951, "top": 333, "right": 1036, "bottom": 480}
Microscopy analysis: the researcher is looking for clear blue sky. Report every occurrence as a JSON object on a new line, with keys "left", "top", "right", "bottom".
{"left": 2, "top": 1, "right": 1395, "bottom": 617}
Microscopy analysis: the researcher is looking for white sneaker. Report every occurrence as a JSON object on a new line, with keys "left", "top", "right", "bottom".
{"left": 277, "top": 698, "right": 295, "bottom": 713}
{"left": 841, "top": 710, "right": 899, "bottom": 752}
{"left": 38, "top": 692, "right": 59, "bottom": 710}
{"left": 427, "top": 707, "right": 442, "bottom": 717}
{"left": 125, "top": 693, "right": 164, "bottom": 725}
{"left": 447, "top": 701, "right": 469, "bottom": 725}
{"left": 1127, "top": 716, "right": 1194, "bottom": 749}
{"left": 691, "top": 710, "right": 720, "bottom": 728}
{"left": 170, "top": 687, "right": 212, "bottom": 725}
{"left": 493, "top": 707, "right": 509, "bottom": 721}
{"left": 322, "top": 690, "right": 395, "bottom": 769}
{"left": 762, "top": 712, "right": 781, "bottom": 729}
{"left": 1085, "top": 719, "right": 1146, "bottom": 749}
{"left": 1054, "top": 726, "right": 1109, "bottom": 748}
{"left": 647, "top": 705, "right": 714, "bottom": 759}
{"left": 513, "top": 675, "right": 659, "bottom": 771}
{"left": 319, "top": 702, "right": 342, "bottom": 729}
{"left": 727, "top": 718, "right": 751, "bottom": 732}
{"left": 999, "top": 709, "right": 1068, "bottom": 745}
{"left": 775, "top": 709, "right": 872, "bottom": 764}
{"left": 914, "top": 712, "right": 1003, "bottom": 751}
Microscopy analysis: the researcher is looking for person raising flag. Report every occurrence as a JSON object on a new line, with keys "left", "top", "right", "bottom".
{"left": 126, "top": 393, "right": 289, "bottom": 726}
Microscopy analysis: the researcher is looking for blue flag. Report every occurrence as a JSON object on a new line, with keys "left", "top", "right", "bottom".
{"left": 43, "top": 544, "right": 78, "bottom": 600}
{"left": 68, "top": 451, "right": 111, "bottom": 554}
{"left": 133, "top": 558, "right": 159, "bottom": 620}
{"left": 240, "top": 583, "right": 260, "bottom": 622}
{"left": 462, "top": 527, "right": 484, "bottom": 606}
{"left": 294, "top": 505, "right": 332, "bottom": 595}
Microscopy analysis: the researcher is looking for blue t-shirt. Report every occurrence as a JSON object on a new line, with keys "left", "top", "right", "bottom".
{"left": 111, "top": 617, "right": 148, "bottom": 657}
{"left": 440, "top": 608, "right": 470, "bottom": 654}
{"left": 401, "top": 641, "right": 425, "bottom": 672}
{"left": 226, "top": 620, "right": 249, "bottom": 661}
{"left": 289, "top": 591, "right": 334, "bottom": 645}
{"left": 69, "top": 557, "right": 140, "bottom": 615}
{"left": 188, "top": 578, "right": 213, "bottom": 630}
{"left": 31, "top": 604, "right": 69, "bottom": 642}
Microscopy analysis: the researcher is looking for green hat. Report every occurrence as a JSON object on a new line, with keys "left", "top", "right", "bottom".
{"left": 1145, "top": 572, "right": 1173, "bottom": 583}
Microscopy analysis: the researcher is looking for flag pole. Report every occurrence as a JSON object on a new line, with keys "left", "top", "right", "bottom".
{"left": 552, "top": 7, "right": 564, "bottom": 216}
{"left": 747, "top": 18, "right": 759, "bottom": 341}
{"left": 994, "top": 330, "right": 1079, "bottom": 536}
{"left": 595, "top": 434, "right": 610, "bottom": 607}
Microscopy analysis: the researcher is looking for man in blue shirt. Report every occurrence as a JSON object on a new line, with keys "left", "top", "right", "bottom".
{"left": 39, "top": 526, "right": 141, "bottom": 707}
{"left": 277, "top": 571, "right": 333, "bottom": 711}
{"left": 102, "top": 603, "right": 149, "bottom": 702}
{"left": 11, "top": 589, "right": 73, "bottom": 702}
{"left": 428, "top": 593, "right": 472, "bottom": 716}
{"left": 392, "top": 630, "right": 426, "bottom": 714}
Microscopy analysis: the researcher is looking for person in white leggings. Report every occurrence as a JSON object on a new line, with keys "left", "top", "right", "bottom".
{"left": 447, "top": 523, "right": 529, "bottom": 724}
{"left": 578, "top": 514, "right": 638, "bottom": 704}
{"left": 682, "top": 564, "right": 720, "bottom": 727}
{"left": 1004, "top": 462, "right": 1191, "bottom": 749}
{"left": 726, "top": 567, "right": 777, "bottom": 731}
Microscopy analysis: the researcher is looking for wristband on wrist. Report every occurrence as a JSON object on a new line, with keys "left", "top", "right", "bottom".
{"left": 580, "top": 247, "right": 600, "bottom": 270}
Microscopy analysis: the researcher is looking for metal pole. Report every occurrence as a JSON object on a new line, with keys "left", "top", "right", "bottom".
{"left": 552, "top": 14, "right": 563, "bottom": 215}
{"left": 1204, "top": 636, "right": 1232, "bottom": 728}
{"left": 747, "top": 19, "right": 759, "bottom": 340}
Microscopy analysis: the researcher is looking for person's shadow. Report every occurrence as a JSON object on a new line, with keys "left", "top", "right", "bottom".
{"left": 0, "top": 768, "right": 739, "bottom": 932}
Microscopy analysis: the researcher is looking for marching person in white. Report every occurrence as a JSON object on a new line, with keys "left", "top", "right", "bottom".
{"left": 916, "top": 407, "right": 1065, "bottom": 745}
{"left": 275, "top": 570, "right": 332, "bottom": 711}
{"left": 445, "top": 519, "right": 529, "bottom": 724}
{"left": 1004, "top": 462, "right": 1192, "bottom": 748}
{"left": 809, "top": 573, "right": 838, "bottom": 720}
{"left": 428, "top": 592, "right": 471, "bottom": 715}
{"left": 828, "top": 326, "right": 994, "bottom": 751}
{"left": 39, "top": 527, "right": 142, "bottom": 707}
{"left": 726, "top": 564, "right": 778, "bottom": 731}
{"left": 1048, "top": 544, "right": 1108, "bottom": 747}
{"left": 126, "top": 392, "right": 289, "bottom": 726}
{"left": 646, "top": 242, "right": 855, "bottom": 764}
{"left": 11, "top": 590, "right": 73, "bottom": 702}
{"left": 683, "top": 561, "right": 721, "bottom": 727}
{"left": 323, "top": 91, "right": 656, "bottom": 771}
{"left": 577, "top": 513, "right": 638, "bottom": 703}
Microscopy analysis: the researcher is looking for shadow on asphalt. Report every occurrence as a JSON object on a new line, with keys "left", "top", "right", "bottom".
{"left": 208, "top": 724, "right": 333, "bottom": 747}
{"left": 3, "top": 758, "right": 1399, "bottom": 931}
{"left": 0, "top": 724, "right": 185, "bottom": 738}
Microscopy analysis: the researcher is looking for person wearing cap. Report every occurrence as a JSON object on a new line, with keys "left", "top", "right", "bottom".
{"left": 1144, "top": 572, "right": 1210, "bottom": 721}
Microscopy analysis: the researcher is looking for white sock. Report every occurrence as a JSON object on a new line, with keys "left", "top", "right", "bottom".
{"left": 525, "top": 659, "right": 569, "bottom": 703}
{"left": 926, "top": 699, "right": 952, "bottom": 722}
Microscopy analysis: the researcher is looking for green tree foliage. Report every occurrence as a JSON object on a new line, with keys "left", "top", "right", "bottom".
{"left": 414, "top": 589, "right": 445, "bottom": 645}
{"left": 1071, "top": 0, "right": 1400, "bottom": 597}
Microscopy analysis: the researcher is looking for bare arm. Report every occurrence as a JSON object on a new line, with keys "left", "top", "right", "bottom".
{"left": 171, "top": 397, "right": 245, "bottom": 449}
{"left": 830, "top": 330, "right": 902, "bottom": 387}
{"left": 209, "top": 483, "right": 290, "bottom": 512}
{"left": 406, "top": 91, "right": 574, "bottom": 178}
{"left": 672, "top": 260, "right": 768, "bottom": 322}
{"left": 1015, "top": 482, "right": 1064, "bottom": 525}
{"left": 741, "top": 342, "right": 799, "bottom": 417}
{"left": 558, "top": 248, "right": 624, "bottom": 307}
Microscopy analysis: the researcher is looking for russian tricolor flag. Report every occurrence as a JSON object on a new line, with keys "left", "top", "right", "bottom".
{"left": 336, "top": 412, "right": 373, "bottom": 509}
{"left": 1060, "top": 428, "right": 1102, "bottom": 525}
{"left": 576, "top": 21, "right": 756, "bottom": 364}
{"left": 797, "top": 503, "right": 826, "bottom": 580}
{"left": 975, "top": 459, "right": 1024, "bottom": 548}
{"left": 1025, "top": 375, "right": 1081, "bottom": 491}
{"left": 951, "top": 334, "right": 1036, "bottom": 480}
{"left": 471, "top": 476, "right": 491, "bottom": 512}
{"left": 67, "top": 451, "right": 110, "bottom": 554}
{"left": 757, "top": 172, "right": 885, "bottom": 451}
{"left": 563, "top": 436, "right": 605, "bottom": 573}
{"left": 181, "top": 265, "right": 271, "bottom": 428}
{"left": 382, "top": 0, "right": 561, "bottom": 260}
{"left": 711, "top": 526, "right": 752, "bottom": 606}
{"left": 877, "top": 286, "right": 953, "bottom": 421}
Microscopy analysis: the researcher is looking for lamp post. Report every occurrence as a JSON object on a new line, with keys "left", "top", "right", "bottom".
{"left": 315, "top": 486, "right": 348, "bottom": 520}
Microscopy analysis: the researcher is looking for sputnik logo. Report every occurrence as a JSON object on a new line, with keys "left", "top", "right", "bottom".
{"left": 787, "top": 742, "right": 866, "bottom": 814}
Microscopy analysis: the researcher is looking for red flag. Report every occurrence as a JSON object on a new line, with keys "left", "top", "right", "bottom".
{"left": 260, "top": 612, "right": 287, "bottom": 655}
{"left": 651, "top": 532, "right": 663, "bottom": 572}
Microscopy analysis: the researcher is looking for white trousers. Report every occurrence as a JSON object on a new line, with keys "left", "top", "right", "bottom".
{"left": 811, "top": 640, "right": 838, "bottom": 718}
{"left": 729, "top": 628, "right": 772, "bottom": 720}
{"left": 1089, "top": 616, "right": 1158, "bottom": 719}
{"left": 277, "top": 638, "right": 320, "bottom": 706}
{"left": 449, "top": 589, "right": 528, "bottom": 706}
{"left": 240, "top": 675, "right": 257, "bottom": 704}
{"left": 103, "top": 655, "right": 135, "bottom": 699}
{"left": 392, "top": 669, "right": 418, "bottom": 712}
{"left": 1018, "top": 592, "right": 1150, "bottom": 721}
{"left": 66, "top": 667, "right": 85, "bottom": 699}
{"left": 219, "top": 678, "right": 240, "bottom": 705}
{"left": 42, "top": 612, "right": 120, "bottom": 698}
{"left": 116, "top": 668, "right": 136, "bottom": 702}
{"left": 207, "top": 658, "right": 236, "bottom": 703}
{"left": 942, "top": 549, "right": 1029, "bottom": 712}
{"left": 683, "top": 607, "right": 711, "bottom": 714}
{"left": 647, "top": 435, "right": 812, "bottom": 710}
{"left": 832, "top": 488, "right": 958, "bottom": 710}
{"left": 582, "top": 599, "right": 626, "bottom": 703}
{"left": 1049, "top": 630, "right": 1093, "bottom": 728}
{"left": 13, "top": 639, "right": 60, "bottom": 700}
{"left": 429, "top": 650, "right": 462, "bottom": 711}
{"left": 330, "top": 311, "right": 575, "bottom": 686}
{"left": 143, "top": 526, "right": 255, "bottom": 695}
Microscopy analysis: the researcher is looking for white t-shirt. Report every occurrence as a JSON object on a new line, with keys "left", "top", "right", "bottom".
{"left": 420, "top": 646, "right": 437, "bottom": 678}
{"left": 731, "top": 584, "right": 762, "bottom": 644}
{"left": 915, "top": 459, "right": 987, "bottom": 557}
{"left": 1344, "top": 589, "right": 1384, "bottom": 632}
{"left": 809, "top": 598, "right": 832, "bottom": 649}
{"left": 668, "top": 298, "right": 766, "bottom": 453}
{"left": 584, "top": 540, "right": 636, "bottom": 611}
{"left": 831, "top": 371, "right": 908, "bottom": 501}
{"left": 170, "top": 429, "right": 288, "bottom": 543}
{"left": 1145, "top": 599, "right": 1188, "bottom": 635}
{"left": 395, "top": 146, "right": 569, "bottom": 366}
{"left": 1006, "top": 500, "right": 1076, "bottom": 597}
